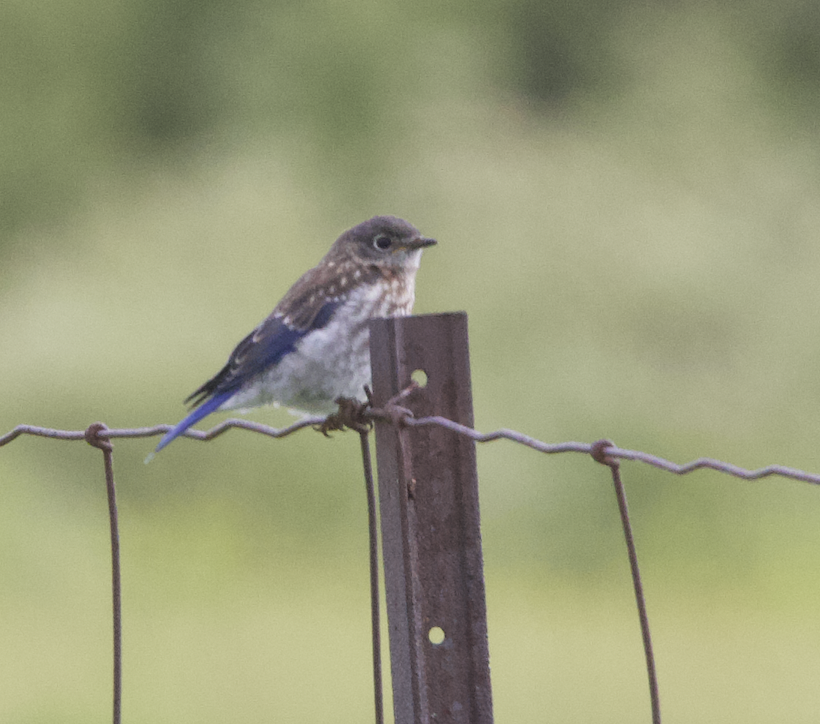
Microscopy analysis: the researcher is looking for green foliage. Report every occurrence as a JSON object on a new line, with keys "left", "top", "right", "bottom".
{"left": 4, "top": 0, "right": 820, "bottom": 236}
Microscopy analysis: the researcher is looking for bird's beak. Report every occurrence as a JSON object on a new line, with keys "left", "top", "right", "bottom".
{"left": 407, "top": 236, "right": 437, "bottom": 250}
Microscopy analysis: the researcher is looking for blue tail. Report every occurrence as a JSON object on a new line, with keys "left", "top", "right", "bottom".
{"left": 154, "top": 391, "right": 234, "bottom": 454}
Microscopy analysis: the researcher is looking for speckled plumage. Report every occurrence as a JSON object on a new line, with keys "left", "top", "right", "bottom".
{"left": 154, "top": 216, "right": 436, "bottom": 453}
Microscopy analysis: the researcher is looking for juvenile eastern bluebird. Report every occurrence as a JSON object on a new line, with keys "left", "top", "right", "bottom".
{"left": 153, "top": 216, "right": 436, "bottom": 453}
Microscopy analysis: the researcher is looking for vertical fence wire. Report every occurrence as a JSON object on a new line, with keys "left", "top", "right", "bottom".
{"left": 84, "top": 423, "right": 122, "bottom": 724}
{"left": 358, "top": 429, "right": 385, "bottom": 724}
{"left": 590, "top": 440, "right": 660, "bottom": 724}
{"left": 5, "top": 397, "right": 820, "bottom": 722}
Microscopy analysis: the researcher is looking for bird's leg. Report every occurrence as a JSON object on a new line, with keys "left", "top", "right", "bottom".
{"left": 315, "top": 395, "right": 373, "bottom": 436}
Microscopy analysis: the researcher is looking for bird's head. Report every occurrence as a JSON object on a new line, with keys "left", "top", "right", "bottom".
{"left": 332, "top": 215, "right": 437, "bottom": 271}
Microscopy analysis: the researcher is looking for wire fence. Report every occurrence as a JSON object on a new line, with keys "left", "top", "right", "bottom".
{"left": 2, "top": 313, "right": 818, "bottom": 724}
{"left": 6, "top": 414, "right": 818, "bottom": 485}
{"left": 3, "top": 404, "right": 820, "bottom": 723}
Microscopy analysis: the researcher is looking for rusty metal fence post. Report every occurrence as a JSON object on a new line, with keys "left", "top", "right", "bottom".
{"left": 370, "top": 312, "right": 494, "bottom": 724}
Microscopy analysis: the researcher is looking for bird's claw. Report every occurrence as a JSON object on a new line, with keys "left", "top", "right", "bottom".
{"left": 315, "top": 396, "right": 373, "bottom": 436}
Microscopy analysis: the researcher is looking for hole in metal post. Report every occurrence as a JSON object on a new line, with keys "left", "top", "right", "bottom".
{"left": 411, "top": 369, "right": 428, "bottom": 387}
{"left": 428, "top": 626, "right": 445, "bottom": 645}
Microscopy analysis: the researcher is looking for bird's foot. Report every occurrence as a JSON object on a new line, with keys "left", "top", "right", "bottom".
{"left": 315, "top": 395, "right": 373, "bottom": 436}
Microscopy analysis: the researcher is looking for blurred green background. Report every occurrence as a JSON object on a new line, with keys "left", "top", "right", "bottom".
{"left": 3, "top": 0, "right": 820, "bottom": 721}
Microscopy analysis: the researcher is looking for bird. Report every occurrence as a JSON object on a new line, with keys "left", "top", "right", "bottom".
{"left": 153, "top": 215, "right": 436, "bottom": 454}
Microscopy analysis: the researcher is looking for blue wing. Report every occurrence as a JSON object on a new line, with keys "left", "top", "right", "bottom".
{"left": 154, "top": 300, "right": 339, "bottom": 454}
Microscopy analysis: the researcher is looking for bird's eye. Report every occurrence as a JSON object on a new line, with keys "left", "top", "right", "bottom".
{"left": 373, "top": 234, "right": 393, "bottom": 251}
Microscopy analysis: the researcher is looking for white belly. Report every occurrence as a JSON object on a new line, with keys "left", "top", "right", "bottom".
{"left": 223, "top": 281, "right": 413, "bottom": 414}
